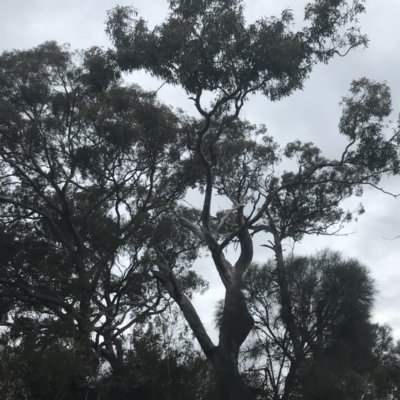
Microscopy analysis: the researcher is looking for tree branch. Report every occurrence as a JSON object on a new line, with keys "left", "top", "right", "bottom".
{"left": 152, "top": 251, "right": 217, "bottom": 359}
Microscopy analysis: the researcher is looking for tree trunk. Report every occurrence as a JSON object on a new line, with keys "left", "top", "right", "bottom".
{"left": 210, "top": 356, "right": 255, "bottom": 400}
{"left": 273, "top": 236, "right": 304, "bottom": 400}
{"left": 210, "top": 287, "right": 255, "bottom": 400}
{"left": 154, "top": 250, "right": 256, "bottom": 399}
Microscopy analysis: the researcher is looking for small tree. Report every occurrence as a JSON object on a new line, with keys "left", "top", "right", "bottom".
{"left": 241, "top": 250, "right": 376, "bottom": 399}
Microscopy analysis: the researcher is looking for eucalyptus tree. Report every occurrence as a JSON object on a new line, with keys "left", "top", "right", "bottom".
{"left": 0, "top": 41, "right": 207, "bottom": 395}
{"left": 106, "top": 1, "right": 399, "bottom": 398}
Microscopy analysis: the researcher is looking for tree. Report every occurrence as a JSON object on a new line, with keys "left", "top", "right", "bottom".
{"left": 106, "top": 1, "right": 399, "bottom": 398}
{"left": 0, "top": 41, "right": 207, "bottom": 396}
{"left": 1, "top": 1, "right": 399, "bottom": 399}
{"left": 240, "top": 250, "right": 377, "bottom": 399}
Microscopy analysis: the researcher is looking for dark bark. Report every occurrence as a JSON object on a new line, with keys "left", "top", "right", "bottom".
{"left": 212, "top": 287, "right": 255, "bottom": 400}
{"left": 154, "top": 249, "right": 256, "bottom": 399}
{"left": 266, "top": 214, "right": 305, "bottom": 400}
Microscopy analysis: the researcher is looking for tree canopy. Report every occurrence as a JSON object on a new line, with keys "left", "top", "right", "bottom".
{"left": 0, "top": 0, "right": 399, "bottom": 399}
{"left": 0, "top": 40, "right": 207, "bottom": 396}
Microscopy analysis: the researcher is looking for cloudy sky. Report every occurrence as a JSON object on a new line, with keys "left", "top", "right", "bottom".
{"left": 1, "top": 0, "right": 399, "bottom": 341}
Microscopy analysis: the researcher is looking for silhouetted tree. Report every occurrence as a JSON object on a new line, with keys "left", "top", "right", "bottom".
{"left": 104, "top": 1, "right": 400, "bottom": 398}
{"left": 240, "top": 250, "right": 375, "bottom": 399}
{"left": 0, "top": 41, "right": 206, "bottom": 395}
{"left": 0, "top": 1, "right": 399, "bottom": 399}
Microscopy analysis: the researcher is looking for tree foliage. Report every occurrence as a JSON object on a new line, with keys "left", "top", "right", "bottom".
{"left": 0, "top": 0, "right": 399, "bottom": 399}
{"left": 241, "top": 250, "right": 376, "bottom": 399}
{"left": 104, "top": 1, "right": 399, "bottom": 398}
{"left": 0, "top": 41, "right": 206, "bottom": 395}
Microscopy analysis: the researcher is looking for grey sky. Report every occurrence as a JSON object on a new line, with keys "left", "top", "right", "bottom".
{"left": 1, "top": 0, "right": 399, "bottom": 341}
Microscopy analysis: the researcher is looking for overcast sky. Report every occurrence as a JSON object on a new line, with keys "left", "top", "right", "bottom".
{"left": 1, "top": 0, "right": 400, "bottom": 341}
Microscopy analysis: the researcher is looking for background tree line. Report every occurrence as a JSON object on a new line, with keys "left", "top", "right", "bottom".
{"left": 0, "top": 0, "right": 399, "bottom": 399}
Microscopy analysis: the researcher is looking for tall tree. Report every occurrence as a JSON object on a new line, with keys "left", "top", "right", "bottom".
{"left": 0, "top": 41, "right": 206, "bottom": 395}
{"left": 106, "top": 1, "right": 399, "bottom": 398}
{"left": 0, "top": 1, "right": 399, "bottom": 399}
